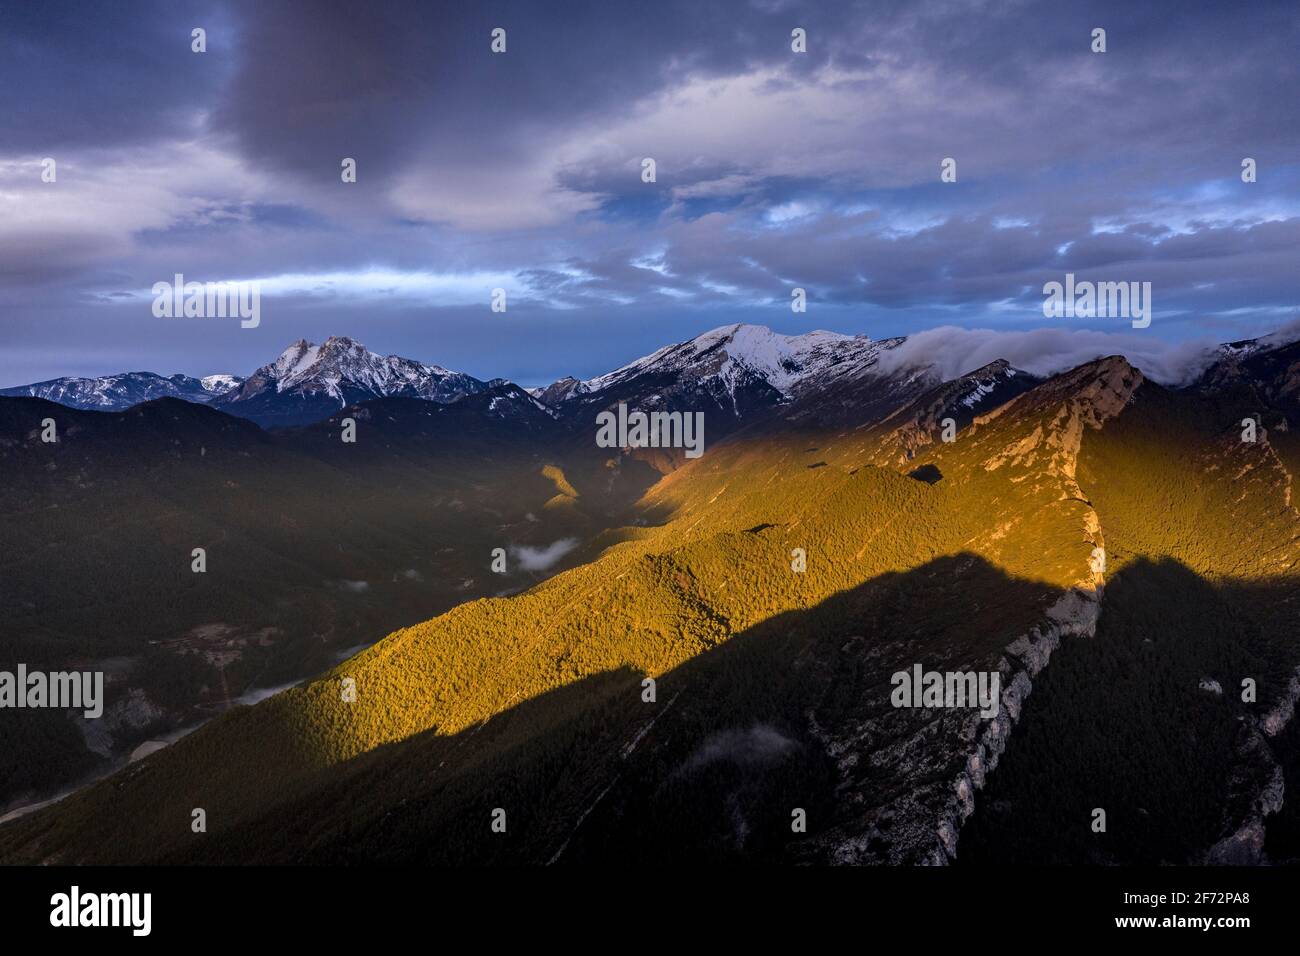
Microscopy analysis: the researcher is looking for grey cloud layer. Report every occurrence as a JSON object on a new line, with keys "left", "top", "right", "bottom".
{"left": 0, "top": 0, "right": 1296, "bottom": 384}
{"left": 874, "top": 325, "right": 1235, "bottom": 386}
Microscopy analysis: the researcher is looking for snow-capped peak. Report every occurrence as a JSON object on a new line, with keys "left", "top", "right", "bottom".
{"left": 201, "top": 374, "right": 242, "bottom": 394}
{"left": 580, "top": 323, "right": 888, "bottom": 400}
{"left": 224, "top": 336, "right": 488, "bottom": 411}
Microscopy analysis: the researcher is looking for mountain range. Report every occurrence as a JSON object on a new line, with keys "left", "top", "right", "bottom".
{"left": 2, "top": 326, "right": 913, "bottom": 431}
{"left": 0, "top": 370, "right": 242, "bottom": 411}
{"left": 9, "top": 323, "right": 1292, "bottom": 438}
{"left": 4, "top": 321, "right": 1300, "bottom": 866}
{"left": 0, "top": 323, "right": 1047, "bottom": 466}
{"left": 0, "top": 335, "right": 497, "bottom": 429}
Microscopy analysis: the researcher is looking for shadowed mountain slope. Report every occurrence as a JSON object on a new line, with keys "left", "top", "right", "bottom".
{"left": 0, "top": 392, "right": 650, "bottom": 811}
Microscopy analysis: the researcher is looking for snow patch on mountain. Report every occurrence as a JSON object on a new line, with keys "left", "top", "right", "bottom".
{"left": 274, "top": 341, "right": 323, "bottom": 389}
{"left": 959, "top": 365, "right": 1019, "bottom": 409}
{"left": 874, "top": 325, "right": 1221, "bottom": 386}
{"left": 201, "top": 374, "right": 241, "bottom": 394}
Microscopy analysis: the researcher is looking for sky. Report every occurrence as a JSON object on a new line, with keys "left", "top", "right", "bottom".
{"left": 1, "top": 0, "right": 1297, "bottom": 388}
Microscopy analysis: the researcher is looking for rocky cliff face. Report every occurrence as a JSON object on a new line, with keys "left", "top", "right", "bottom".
{"left": 800, "top": 359, "right": 1144, "bottom": 864}
{"left": 910, "top": 362, "right": 1146, "bottom": 863}
{"left": 932, "top": 590, "right": 1101, "bottom": 864}
{"left": 1203, "top": 417, "right": 1300, "bottom": 863}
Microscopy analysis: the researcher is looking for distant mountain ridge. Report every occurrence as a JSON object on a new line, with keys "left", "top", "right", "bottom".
{"left": 0, "top": 370, "right": 243, "bottom": 410}
{"left": 6, "top": 323, "right": 1300, "bottom": 432}
{"left": 0, "top": 336, "right": 491, "bottom": 429}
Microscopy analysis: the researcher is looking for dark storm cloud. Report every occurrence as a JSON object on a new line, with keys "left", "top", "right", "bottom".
{"left": 210, "top": 0, "right": 1298, "bottom": 181}
{"left": 0, "top": 0, "right": 229, "bottom": 149}
{"left": 212, "top": 0, "right": 840, "bottom": 177}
